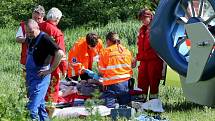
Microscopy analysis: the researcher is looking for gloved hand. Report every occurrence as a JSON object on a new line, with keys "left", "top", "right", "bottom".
{"left": 92, "top": 74, "right": 100, "bottom": 81}
{"left": 84, "top": 69, "right": 95, "bottom": 77}
{"left": 84, "top": 69, "right": 101, "bottom": 81}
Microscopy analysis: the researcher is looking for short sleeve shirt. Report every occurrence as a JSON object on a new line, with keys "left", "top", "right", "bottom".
{"left": 27, "top": 32, "right": 60, "bottom": 66}
{"left": 16, "top": 26, "right": 25, "bottom": 38}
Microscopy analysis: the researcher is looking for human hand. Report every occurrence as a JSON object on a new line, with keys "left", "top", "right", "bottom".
{"left": 61, "top": 72, "right": 67, "bottom": 79}
{"left": 93, "top": 74, "right": 100, "bottom": 80}
{"left": 132, "top": 58, "right": 137, "bottom": 68}
{"left": 84, "top": 69, "right": 95, "bottom": 77}
{"left": 38, "top": 69, "right": 51, "bottom": 77}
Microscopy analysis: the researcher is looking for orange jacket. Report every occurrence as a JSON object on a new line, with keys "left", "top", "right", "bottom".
{"left": 98, "top": 44, "right": 133, "bottom": 86}
{"left": 67, "top": 37, "right": 103, "bottom": 77}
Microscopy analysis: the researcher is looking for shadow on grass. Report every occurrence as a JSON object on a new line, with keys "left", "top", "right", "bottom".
{"left": 163, "top": 101, "right": 204, "bottom": 112}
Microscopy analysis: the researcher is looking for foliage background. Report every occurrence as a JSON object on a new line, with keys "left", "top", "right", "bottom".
{"left": 0, "top": 0, "right": 157, "bottom": 28}
{"left": 3, "top": 0, "right": 215, "bottom": 121}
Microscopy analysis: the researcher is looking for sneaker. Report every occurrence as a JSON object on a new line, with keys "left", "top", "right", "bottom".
{"left": 141, "top": 99, "right": 164, "bottom": 113}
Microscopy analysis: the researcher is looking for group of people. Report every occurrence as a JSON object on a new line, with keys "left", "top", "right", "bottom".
{"left": 16, "top": 5, "right": 164, "bottom": 121}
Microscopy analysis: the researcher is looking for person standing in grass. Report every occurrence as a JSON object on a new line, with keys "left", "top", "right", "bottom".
{"left": 67, "top": 33, "right": 103, "bottom": 81}
{"left": 132, "top": 9, "right": 163, "bottom": 101}
{"left": 25, "top": 19, "right": 64, "bottom": 120}
{"left": 39, "top": 7, "right": 67, "bottom": 103}
{"left": 99, "top": 32, "right": 133, "bottom": 108}
{"left": 16, "top": 5, "right": 45, "bottom": 82}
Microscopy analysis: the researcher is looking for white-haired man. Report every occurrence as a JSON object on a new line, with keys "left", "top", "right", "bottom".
{"left": 40, "top": 7, "right": 67, "bottom": 103}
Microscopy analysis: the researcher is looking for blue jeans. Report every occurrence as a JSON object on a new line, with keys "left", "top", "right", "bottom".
{"left": 102, "top": 81, "right": 131, "bottom": 108}
{"left": 26, "top": 71, "right": 51, "bottom": 121}
{"left": 26, "top": 32, "right": 50, "bottom": 121}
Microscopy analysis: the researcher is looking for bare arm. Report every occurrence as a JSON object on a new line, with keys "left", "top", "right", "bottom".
{"left": 49, "top": 49, "right": 65, "bottom": 73}
{"left": 16, "top": 37, "right": 26, "bottom": 43}
{"left": 38, "top": 49, "right": 64, "bottom": 76}
{"left": 16, "top": 26, "right": 26, "bottom": 43}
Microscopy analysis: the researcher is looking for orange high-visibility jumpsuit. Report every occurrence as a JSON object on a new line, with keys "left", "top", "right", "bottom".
{"left": 67, "top": 37, "right": 103, "bottom": 80}
{"left": 99, "top": 44, "right": 133, "bottom": 107}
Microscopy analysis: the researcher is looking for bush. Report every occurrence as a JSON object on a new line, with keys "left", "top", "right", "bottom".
{"left": 0, "top": 0, "right": 158, "bottom": 28}
{"left": 0, "top": 0, "right": 35, "bottom": 27}
{"left": 39, "top": 0, "right": 149, "bottom": 29}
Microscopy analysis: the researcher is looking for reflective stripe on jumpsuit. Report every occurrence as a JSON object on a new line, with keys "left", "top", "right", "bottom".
{"left": 26, "top": 32, "right": 51, "bottom": 121}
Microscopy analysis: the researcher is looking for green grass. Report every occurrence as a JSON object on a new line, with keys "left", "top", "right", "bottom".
{"left": 165, "top": 66, "right": 181, "bottom": 87}
{"left": 1, "top": 21, "right": 215, "bottom": 121}
{"left": 0, "top": 28, "right": 29, "bottom": 120}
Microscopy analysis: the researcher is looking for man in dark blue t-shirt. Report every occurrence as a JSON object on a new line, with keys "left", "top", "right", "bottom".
{"left": 25, "top": 19, "right": 64, "bottom": 120}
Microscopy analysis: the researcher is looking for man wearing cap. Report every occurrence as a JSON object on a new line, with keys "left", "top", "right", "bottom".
{"left": 132, "top": 9, "right": 163, "bottom": 102}
{"left": 39, "top": 7, "right": 67, "bottom": 103}
{"left": 16, "top": 5, "right": 45, "bottom": 83}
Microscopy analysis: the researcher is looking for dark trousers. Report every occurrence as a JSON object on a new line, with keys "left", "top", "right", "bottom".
{"left": 102, "top": 81, "right": 131, "bottom": 108}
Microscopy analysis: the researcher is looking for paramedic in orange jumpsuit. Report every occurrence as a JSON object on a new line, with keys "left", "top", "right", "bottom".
{"left": 99, "top": 32, "right": 133, "bottom": 108}
{"left": 133, "top": 9, "right": 163, "bottom": 101}
{"left": 67, "top": 33, "right": 103, "bottom": 81}
{"left": 39, "top": 7, "right": 67, "bottom": 103}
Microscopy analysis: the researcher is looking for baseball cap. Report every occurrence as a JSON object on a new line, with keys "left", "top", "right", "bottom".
{"left": 33, "top": 5, "right": 45, "bottom": 16}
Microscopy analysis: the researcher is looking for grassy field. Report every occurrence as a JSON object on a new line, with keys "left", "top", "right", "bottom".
{"left": 165, "top": 66, "right": 181, "bottom": 87}
{"left": 1, "top": 20, "right": 215, "bottom": 120}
